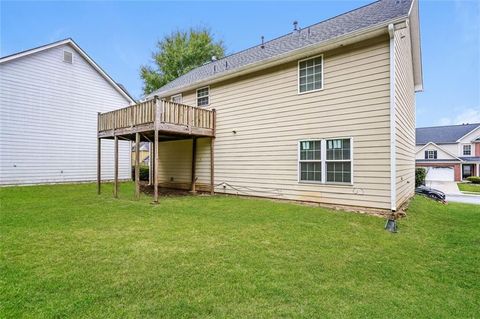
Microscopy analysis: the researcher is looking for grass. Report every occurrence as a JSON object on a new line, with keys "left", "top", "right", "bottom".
{"left": 1, "top": 183, "right": 479, "bottom": 318}
{"left": 457, "top": 182, "right": 480, "bottom": 194}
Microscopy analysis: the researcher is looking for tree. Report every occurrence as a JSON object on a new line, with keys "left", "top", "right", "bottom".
{"left": 140, "top": 27, "right": 225, "bottom": 95}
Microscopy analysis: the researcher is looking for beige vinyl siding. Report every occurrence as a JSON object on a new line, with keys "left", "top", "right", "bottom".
{"left": 394, "top": 25, "right": 416, "bottom": 208}
{"left": 162, "top": 35, "right": 392, "bottom": 210}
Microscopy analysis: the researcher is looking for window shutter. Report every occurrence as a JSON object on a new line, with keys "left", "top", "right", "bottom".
{"left": 434, "top": 151, "right": 437, "bottom": 159}
{"left": 425, "top": 151, "right": 428, "bottom": 159}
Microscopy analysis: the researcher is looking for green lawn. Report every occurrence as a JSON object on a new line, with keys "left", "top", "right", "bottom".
{"left": 1, "top": 183, "right": 479, "bottom": 318}
{"left": 457, "top": 182, "right": 480, "bottom": 194}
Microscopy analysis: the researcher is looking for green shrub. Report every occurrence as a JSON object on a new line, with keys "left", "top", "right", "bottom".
{"left": 415, "top": 167, "right": 426, "bottom": 187}
{"left": 131, "top": 165, "right": 150, "bottom": 181}
{"left": 466, "top": 176, "right": 480, "bottom": 184}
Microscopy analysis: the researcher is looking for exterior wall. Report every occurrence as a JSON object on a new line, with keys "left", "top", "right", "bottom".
{"left": 393, "top": 24, "right": 416, "bottom": 209}
{"left": 475, "top": 143, "right": 480, "bottom": 157}
{"left": 0, "top": 44, "right": 132, "bottom": 185}
{"left": 162, "top": 36, "right": 393, "bottom": 210}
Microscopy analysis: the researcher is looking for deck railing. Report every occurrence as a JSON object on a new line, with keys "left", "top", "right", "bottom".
{"left": 98, "top": 99, "right": 215, "bottom": 133}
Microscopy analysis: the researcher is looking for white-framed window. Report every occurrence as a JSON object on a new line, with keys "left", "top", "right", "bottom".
{"left": 326, "top": 139, "right": 352, "bottom": 183}
{"left": 298, "top": 138, "right": 353, "bottom": 184}
{"left": 463, "top": 144, "right": 472, "bottom": 156}
{"left": 171, "top": 94, "right": 182, "bottom": 103}
{"left": 425, "top": 150, "right": 437, "bottom": 159}
{"left": 63, "top": 50, "right": 73, "bottom": 64}
{"left": 196, "top": 87, "right": 209, "bottom": 106}
{"left": 299, "top": 140, "right": 322, "bottom": 182}
{"left": 298, "top": 55, "right": 323, "bottom": 94}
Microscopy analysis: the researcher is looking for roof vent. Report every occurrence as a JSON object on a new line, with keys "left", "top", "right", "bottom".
{"left": 63, "top": 50, "right": 73, "bottom": 64}
{"left": 260, "top": 36, "right": 265, "bottom": 49}
{"left": 293, "top": 21, "right": 299, "bottom": 32}
{"left": 211, "top": 55, "right": 217, "bottom": 61}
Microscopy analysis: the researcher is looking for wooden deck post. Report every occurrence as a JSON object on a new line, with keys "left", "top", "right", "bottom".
{"left": 153, "top": 96, "right": 161, "bottom": 203}
{"left": 210, "top": 109, "right": 216, "bottom": 195}
{"left": 97, "top": 112, "right": 101, "bottom": 195}
{"left": 191, "top": 137, "right": 197, "bottom": 193}
{"left": 97, "top": 138, "right": 101, "bottom": 195}
{"left": 135, "top": 132, "right": 140, "bottom": 200}
{"left": 149, "top": 142, "right": 154, "bottom": 186}
{"left": 210, "top": 137, "right": 215, "bottom": 195}
{"left": 114, "top": 135, "right": 119, "bottom": 198}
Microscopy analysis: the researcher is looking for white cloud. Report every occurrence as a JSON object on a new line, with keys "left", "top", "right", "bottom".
{"left": 437, "top": 107, "right": 480, "bottom": 126}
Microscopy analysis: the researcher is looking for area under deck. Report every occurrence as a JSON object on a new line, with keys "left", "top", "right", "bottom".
{"left": 97, "top": 97, "right": 216, "bottom": 202}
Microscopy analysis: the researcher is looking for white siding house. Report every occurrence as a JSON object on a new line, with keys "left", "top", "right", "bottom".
{"left": 0, "top": 39, "right": 134, "bottom": 185}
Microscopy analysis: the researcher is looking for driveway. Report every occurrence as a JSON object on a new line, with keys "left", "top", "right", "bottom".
{"left": 425, "top": 181, "right": 480, "bottom": 205}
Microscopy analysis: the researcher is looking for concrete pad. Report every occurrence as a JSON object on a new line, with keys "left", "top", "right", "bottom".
{"left": 425, "top": 181, "right": 461, "bottom": 195}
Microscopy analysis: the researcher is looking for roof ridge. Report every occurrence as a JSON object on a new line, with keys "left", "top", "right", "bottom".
{"left": 210, "top": 0, "right": 386, "bottom": 65}
{"left": 417, "top": 123, "right": 480, "bottom": 130}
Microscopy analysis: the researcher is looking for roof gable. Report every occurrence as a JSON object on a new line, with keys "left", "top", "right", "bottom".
{"left": 0, "top": 38, "right": 135, "bottom": 103}
{"left": 416, "top": 142, "right": 461, "bottom": 161}
{"left": 416, "top": 123, "right": 480, "bottom": 145}
{"left": 147, "top": 0, "right": 415, "bottom": 99}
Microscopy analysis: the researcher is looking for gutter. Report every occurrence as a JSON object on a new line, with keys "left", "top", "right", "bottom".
{"left": 388, "top": 23, "right": 397, "bottom": 212}
{"left": 147, "top": 16, "right": 409, "bottom": 99}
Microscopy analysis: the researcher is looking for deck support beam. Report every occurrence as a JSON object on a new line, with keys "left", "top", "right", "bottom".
{"left": 135, "top": 132, "right": 140, "bottom": 200}
{"left": 97, "top": 138, "right": 101, "bottom": 195}
{"left": 191, "top": 137, "right": 197, "bottom": 193}
{"left": 114, "top": 136, "right": 119, "bottom": 198}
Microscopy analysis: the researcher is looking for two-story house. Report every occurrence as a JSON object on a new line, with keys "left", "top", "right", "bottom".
{"left": 416, "top": 123, "right": 480, "bottom": 182}
{"left": 97, "top": 0, "right": 422, "bottom": 213}
{"left": 0, "top": 39, "right": 134, "bottom": 185}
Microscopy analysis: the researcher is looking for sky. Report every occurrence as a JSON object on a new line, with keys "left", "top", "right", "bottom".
{"left": 1, "top": 0, "right": 479, "bottom": 127}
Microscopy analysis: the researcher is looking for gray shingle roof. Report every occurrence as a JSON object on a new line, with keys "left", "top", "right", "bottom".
{"left": 416, "top": 123, "right": 480, "bottom": 145}
{"left": 459, "top": 157, "right": 480, "bottom": 162}
{"left": 148, "top": 0, "right": 412, "bottom": 98}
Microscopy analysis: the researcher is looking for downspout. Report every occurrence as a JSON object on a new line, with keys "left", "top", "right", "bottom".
{"left": 388, "top": 23, "right": 397, "bottom": 212}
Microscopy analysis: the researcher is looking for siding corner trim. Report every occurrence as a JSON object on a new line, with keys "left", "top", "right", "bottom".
{"left": 388, "top": 24, "right": 397, "bottom": 212}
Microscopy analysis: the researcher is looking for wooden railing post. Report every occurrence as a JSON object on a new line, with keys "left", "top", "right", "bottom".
{"left": 153, "top": 96, "right": 160, "bottom": 203}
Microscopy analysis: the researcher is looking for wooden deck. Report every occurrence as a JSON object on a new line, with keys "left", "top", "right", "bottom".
{"left": 98, "top": 98, "right": 215, "bottom": 140}
{"left": 97, "top": 97, "right": 216, "bottom": 202}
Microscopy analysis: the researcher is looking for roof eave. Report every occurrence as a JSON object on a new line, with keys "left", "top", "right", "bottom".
{"left": 147, "top": 15, "right": 409, "bottom": 99}
{"left": 408, "top": 0, "right": 423, "bottom": 92}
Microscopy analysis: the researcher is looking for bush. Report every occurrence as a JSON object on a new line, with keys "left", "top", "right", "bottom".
{"left": 466, "top": 176, "right": 480, "bottom": 184}
{"left": 131, "top": 165, "right": 150, "bottom": 181}
{"left": 415, "top": 167, "right": 426, "bottom": 187}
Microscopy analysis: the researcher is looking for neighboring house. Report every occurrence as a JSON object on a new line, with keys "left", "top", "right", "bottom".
{"left": 98, "top": 0, "right": 422, "bottom": 213}
{"left": 131, "top": 142, "right": 150, "bottom": 165}
{"left": 416, "top": 123, "right": 480, "bottom": 182}
{"left": 0, "top": 39, "right": 134, "bottom": 185}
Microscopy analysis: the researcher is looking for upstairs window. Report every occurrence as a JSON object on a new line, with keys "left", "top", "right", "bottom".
{"left": 63, "top": 50, "right": 73, "bottom": 64}
{"left": 463, "top": 145, "right": 471, "bottom": 156}
{"left": 425, "top": 150, "right": 437, "bottom": 159}
{"left": 196, "top": 87, "right": 209, "bottom": 106}
{"left": 298, "top": 55, "right": 323, "bottom": 93}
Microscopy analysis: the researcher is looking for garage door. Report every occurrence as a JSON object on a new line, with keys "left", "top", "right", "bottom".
{"left": 425, "top": 167, "right": 454, "bottom": 182}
